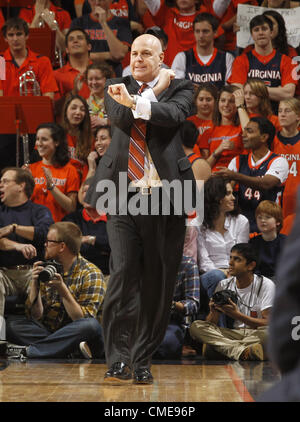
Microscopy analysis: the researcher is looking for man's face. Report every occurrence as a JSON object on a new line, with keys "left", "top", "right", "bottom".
{"left": 88, "top": 0, "right": 111, "bottom": 12}
{"left": 130, "top": 35, "right": 163, "bottom": 82}
{"left": 228, "top": 250, "right": 252, "bottom": 277}
{"left": 44, "top": 229, "right": 62, "bottom": 260}
{"left": 66, "top": 30, "right": 91, "bottom": 56}
{"left": 251, "top": 23, "right": 272, "bottom": 48}
{"left": 267, "top": 0, "right": 285, "bottom": 7}
{"left": 5, "top": 27, "right": 28, "bottom": 53}
{"left": 194, "top": 21, "right": 215, "bottom": 48}
{"left": 176, "top": 0, "right": 195, "bottom": 13}
{"left": 242, "top": 121, "right": 264, "bottom": 150}
{"left": 0, "top": 170, "right": 23, "bottom": 205}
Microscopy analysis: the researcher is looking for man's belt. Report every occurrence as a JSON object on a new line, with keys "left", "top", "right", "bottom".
{"left": 132, "top": 186, "right": 163, "bottom": 195}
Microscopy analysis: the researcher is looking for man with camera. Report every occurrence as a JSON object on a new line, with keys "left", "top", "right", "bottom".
{"left": 0, "top": 167, "right": 54, "bottom": 341}
{"left": 5, "top": 221, "right": 106, "bottom": 359}
{"left": 190, "top": 243, "right": 275, "bottom": 361}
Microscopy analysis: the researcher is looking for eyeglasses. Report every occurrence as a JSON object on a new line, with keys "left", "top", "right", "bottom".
{"left": 45, "top": 239, "right": 63, "bottom": 245}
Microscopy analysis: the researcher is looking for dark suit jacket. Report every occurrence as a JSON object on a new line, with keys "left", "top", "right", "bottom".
{"left": 86, "top": 75, "right": 196, "bottom": 212}
{"left": 267, "top": 188, "right": 300, "bottom": 375}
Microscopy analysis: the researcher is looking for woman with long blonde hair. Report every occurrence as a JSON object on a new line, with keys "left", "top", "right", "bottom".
{"left": 273, "top": 97, "right": 300, "bottom": 218}
{"left": 234, "top": 78, "right": 281, "bottom": 132}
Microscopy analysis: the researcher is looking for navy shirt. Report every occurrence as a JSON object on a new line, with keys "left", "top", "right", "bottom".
{"left": 70, "top": 13, "right": 132, "bottom": 76}
{"left": 0, "top": 200, "right": 54, "bottom": 267}
{"left": 250, "top": 233, "right": 286, "bottom": 279}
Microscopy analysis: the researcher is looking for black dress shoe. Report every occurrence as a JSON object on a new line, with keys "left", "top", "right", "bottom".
{"left": 133, "top": 368, "right": 153, "bottom": 385}
{"left": 104, "top": 362, "right": 132, "bottom": 384}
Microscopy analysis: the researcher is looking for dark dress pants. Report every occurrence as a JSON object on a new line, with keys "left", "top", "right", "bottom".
{"left": 103, "top": 210, "right": 186, "bottom": 370}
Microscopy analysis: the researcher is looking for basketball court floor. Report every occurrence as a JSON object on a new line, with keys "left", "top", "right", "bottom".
{"left": 0, "top": 356, "right": 281, "bottom": 403}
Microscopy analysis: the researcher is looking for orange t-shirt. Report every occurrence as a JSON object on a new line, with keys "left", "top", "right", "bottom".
{"left": 54, "top": 62, "right": 91, "bottom": 100}
{"left": 30, "top": 161, "right": 80, "bottom": 222}
{"left": 187, "top": 115, "right": 213, "bottom": 156}
{"left": 281, "top": 213, "right": 295, "bottom": 236}
{"left": 0, "top": 48, "right": 58, "bottom": 96}
{"left": 272, "top": 131, "right": 300, "bottom": 218}
{"left": 199, "top": 125, "right": 243, "bottom": 172}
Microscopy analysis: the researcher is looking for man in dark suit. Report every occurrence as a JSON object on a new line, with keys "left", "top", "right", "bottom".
{"left": 86, "top": 33, "right": 210, "bottom": 385}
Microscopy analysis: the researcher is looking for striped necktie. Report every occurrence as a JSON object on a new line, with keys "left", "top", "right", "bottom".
{"left": 128, "top": 83, "right": 148, "bottom": 181}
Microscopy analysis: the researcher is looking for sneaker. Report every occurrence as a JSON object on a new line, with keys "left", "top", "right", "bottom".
{"left": 7, "top": 343, "right": 27, "bottom": 360}
{"left": 240, "top": 343, "right": 264, "bottom": 361}
{"left": 79, "top": 341, "right": 92, "bottom": 359}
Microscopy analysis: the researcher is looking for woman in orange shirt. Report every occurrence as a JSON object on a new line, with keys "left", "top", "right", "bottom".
{"left": 199, "top": 85, "right": 244, "bottom": 172}
{"left": 187, "top": 82, "right": 218, "bottom": 157}
{"left": 61, "top": 93, "right": 92, "bottom": 183}
{"left": 29, "top": 122, "right": 80, "bottom": 222}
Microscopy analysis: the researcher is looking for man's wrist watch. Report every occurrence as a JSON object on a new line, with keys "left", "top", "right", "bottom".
{"left": 47, "top": 183, "right": 55, "bottom": 191}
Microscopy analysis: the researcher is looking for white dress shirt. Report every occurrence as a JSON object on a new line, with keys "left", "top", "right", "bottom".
{"left": 197, "top": 214, "right": 250, "bottom": 272}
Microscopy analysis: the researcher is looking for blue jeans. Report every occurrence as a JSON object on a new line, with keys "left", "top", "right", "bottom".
{"left": 154, "top": 323, "right": 185, "bottom": 359}
{"left": 201, "top": 269, "right": 227, "bottom": 299}
{"left": 6, "top": 315, "right": 104, "bottom": 358}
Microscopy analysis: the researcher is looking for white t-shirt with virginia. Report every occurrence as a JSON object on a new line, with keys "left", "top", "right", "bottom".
{"left": 214, "top": 274, "right": 275, "bottom": 329}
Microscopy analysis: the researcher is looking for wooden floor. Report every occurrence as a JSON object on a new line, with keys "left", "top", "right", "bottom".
{"left": 0, "top": 357, "right": 281, "bottom": 403}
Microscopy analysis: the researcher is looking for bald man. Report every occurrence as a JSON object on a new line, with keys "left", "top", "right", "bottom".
{"left": 86, "top": 34, "right": 209, "bottom": 384}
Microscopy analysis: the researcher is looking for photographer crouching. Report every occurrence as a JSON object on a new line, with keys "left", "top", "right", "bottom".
{"left": 190, "top": 243, "right": 275, "bottom": 361}
{"left": 5, "top": 222, "right": 106, "bottom": 360}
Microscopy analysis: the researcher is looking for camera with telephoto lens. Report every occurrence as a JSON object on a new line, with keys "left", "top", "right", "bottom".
{"left": 211, "top": 289, "right": 238, "bottom": 306}
{"left": 37, "top": 260, "right": 64, "bottom": 283}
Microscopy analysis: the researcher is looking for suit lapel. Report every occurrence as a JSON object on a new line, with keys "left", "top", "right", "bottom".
{"left": 128, "top": 76, "right": 140, "bottom": 95}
